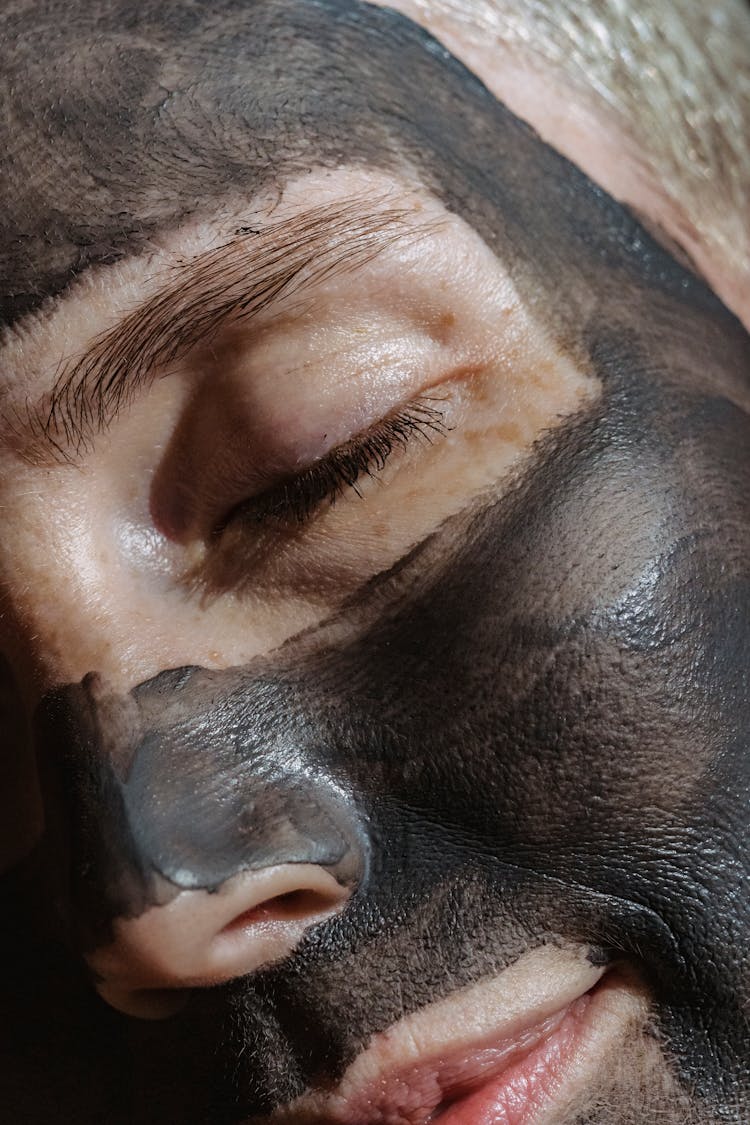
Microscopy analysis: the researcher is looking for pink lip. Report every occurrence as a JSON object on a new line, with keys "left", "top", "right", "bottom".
{"left": 251, "top": 953, "right": 636, "bottom": 1125}
{"left": 333, "top": 988, "right": 597, "bottom": 1125}
{"left": 431, "top": 994, "right": 594, "bottom": 1124}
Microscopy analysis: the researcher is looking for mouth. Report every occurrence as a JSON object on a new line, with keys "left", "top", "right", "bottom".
{"left": 264, "top": 946, "right": 646, "bottom": 1125}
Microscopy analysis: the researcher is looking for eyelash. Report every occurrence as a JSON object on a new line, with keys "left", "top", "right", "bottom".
{"left": 216, "top": 396, "right": 449, "bottom": 537}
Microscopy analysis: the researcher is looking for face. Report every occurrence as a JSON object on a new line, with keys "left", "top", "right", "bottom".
{"left": 1, "top": 1, "right": 748, "bottom": 1122}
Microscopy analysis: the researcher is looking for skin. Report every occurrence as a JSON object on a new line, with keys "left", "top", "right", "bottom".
{"left": 0, "top": 1, "right": 748, "bottom": 1122}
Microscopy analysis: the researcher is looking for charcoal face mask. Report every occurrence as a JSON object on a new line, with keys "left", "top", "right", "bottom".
{"left": 1, "top": 1, "right": 749, "bottom": 1122}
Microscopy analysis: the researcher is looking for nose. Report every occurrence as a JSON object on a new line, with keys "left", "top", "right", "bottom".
{"left": 34, "top": 666, "right": 370, "bottom": 1020}
{"left": 88, "top": 862, "right": 352, "bottom": 1018}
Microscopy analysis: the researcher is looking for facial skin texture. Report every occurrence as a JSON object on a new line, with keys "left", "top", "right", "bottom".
{"left": 1, "top": 1, "right": 749, "bottom": 1123}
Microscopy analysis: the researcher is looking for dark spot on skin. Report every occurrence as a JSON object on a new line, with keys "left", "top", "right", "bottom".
{"left": 1, "top": 1, "right": 749, "bottom": 1123}
{"left": 586, "top": 945, "right": 614, "bottom": 969}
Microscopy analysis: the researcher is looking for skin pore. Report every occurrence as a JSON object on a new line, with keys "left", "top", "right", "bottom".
{"left": 1, "top": 1, "right": 749, "bottom": 1123}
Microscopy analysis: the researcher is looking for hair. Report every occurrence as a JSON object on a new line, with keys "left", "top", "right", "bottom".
{"left": 395, "top": 0, "right": 750, "bottom": 288}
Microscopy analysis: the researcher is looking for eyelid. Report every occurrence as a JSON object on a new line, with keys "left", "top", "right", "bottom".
{"left": 150, "top": 313, "right": 474, "bottom": 545}
{"left": 180, "top": 391, "right": 456, "bottom": 600}
{"left": 215, "top": 395, "right": 450, "bottom": 536}
{"left": 214, "top": 310, "right": 460, "bottom": 465}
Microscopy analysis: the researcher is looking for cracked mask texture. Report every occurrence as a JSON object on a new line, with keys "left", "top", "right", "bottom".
{"left": 1, "top": 1, "right": 749, "bottom": 1123}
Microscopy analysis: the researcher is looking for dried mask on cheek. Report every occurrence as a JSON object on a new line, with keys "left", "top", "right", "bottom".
{"left": 2, "top": 0, "right": 750, "bottom": 1122}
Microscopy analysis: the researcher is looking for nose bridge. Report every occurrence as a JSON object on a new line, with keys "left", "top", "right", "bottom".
{"left": 124, "top": 722, "right": 365, "bottom": 896}
{"left": 34, "top": 666, "right": 369, "bottom": 953}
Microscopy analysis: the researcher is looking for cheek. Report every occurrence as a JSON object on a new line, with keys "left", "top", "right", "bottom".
{"left": 271, "top": 367, "right": 749, "bottom": 908}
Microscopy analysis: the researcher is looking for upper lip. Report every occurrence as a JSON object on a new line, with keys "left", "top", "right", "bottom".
{"left": 256, "top": 945, "right": 611, "bottom": 1124}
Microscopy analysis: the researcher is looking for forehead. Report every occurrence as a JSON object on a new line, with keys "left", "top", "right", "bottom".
{"left": 1, "top": 0, "right": 422, "bottom": 327}
{"left": 0, "top": 0, "right": 734, "bottom": 344}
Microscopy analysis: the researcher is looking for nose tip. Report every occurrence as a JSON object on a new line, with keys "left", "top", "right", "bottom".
{"left": 89, "top": 863, "right": 351, "bottom": 1019}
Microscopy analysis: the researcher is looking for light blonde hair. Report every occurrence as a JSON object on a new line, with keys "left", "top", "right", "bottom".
{"left": 397, "top": 0, "right": 750, "bottom": 288}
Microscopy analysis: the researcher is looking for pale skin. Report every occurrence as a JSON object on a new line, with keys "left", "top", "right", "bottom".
{"left": 1, "top": 2, "right": 748, "bottom": 1123}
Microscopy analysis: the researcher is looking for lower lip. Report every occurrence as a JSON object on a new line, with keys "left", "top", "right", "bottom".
{"left": 433, "top": 992, "right": 593, "bottom": 1124}
{"left": 340, "top": 977, "right": 613, "bottom": 1125}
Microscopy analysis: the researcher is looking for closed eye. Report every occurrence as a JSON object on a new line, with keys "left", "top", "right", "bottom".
{"left": 215, "top": 396, "right": 449, "bottom": 538}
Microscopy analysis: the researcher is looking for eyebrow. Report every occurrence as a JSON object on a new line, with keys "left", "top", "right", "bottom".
{"left": 10, "top": 197, "right": 431, "bottom": 466}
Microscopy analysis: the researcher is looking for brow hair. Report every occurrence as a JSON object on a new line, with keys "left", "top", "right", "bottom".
{"left": 11, "top": 198, "right": 434, "bottom": 465}
{"left": 400, "top": 0, "right": 750, "bottom": 280}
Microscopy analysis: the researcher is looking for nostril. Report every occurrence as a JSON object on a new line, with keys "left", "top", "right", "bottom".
{"left": 225, "top": 887, "right": 342, "bottom": 931}
{"left": 89, "top": 863, "right": 353, "bottom": 1019}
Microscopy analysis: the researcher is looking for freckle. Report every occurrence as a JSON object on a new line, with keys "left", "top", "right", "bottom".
{"left": 466, "top": 421, "right": 524, "bottom": 447}
{"left": 430, "top": 312, "right": 457, "bottom": 345}
{"left": 527, "top": 359, "right": 557, "bottom": 389}
{"left": 474, "top": 382, "right": 493, "bottom": 406}
{"left": 495, "top": 421, "right": 523, "bottom": 443}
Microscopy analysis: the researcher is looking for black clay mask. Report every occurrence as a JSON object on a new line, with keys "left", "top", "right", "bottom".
{"left": 3, "top": 1, "right": 750, "bottom": 1122}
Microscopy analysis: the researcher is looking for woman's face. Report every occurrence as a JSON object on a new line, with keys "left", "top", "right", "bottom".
{"left": 1, "top": 2, "right": 748, "bottom": 1122}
